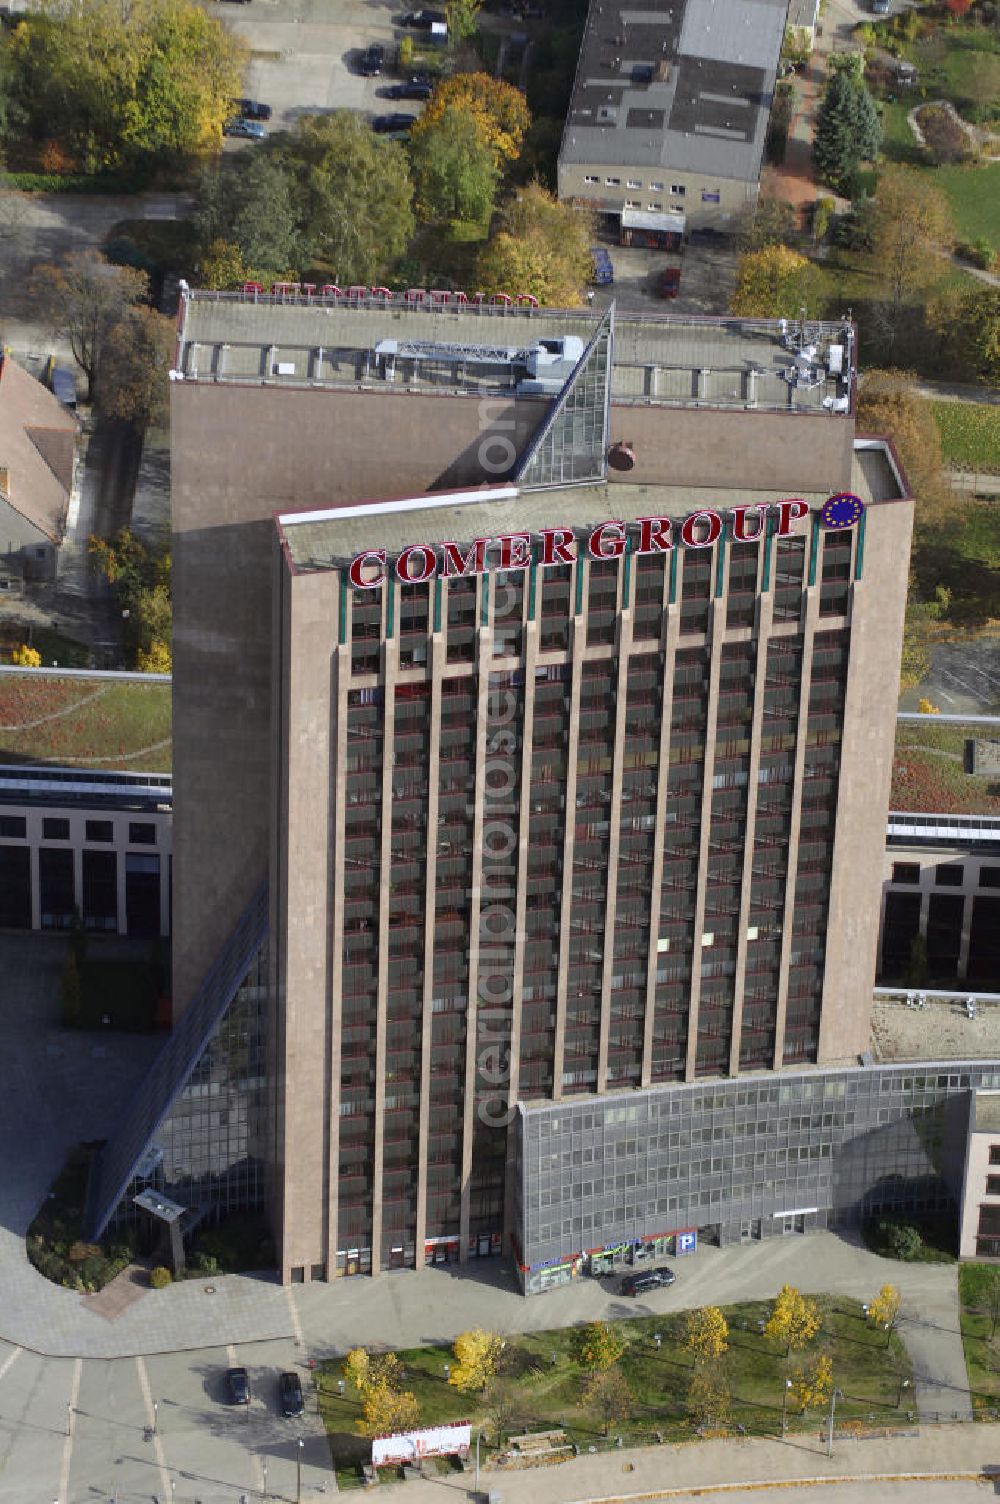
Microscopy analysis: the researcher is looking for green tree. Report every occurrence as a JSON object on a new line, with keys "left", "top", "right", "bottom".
{"left": 571, "top": 1320, "right": 626, "bottom": 1372}
{"left": 813, "top": 66, "right": 881, "bottom": 195}
{"left": 449, "top": 1329, "right": 504, "bottom": 1392}
{"left": 31, "top": 250, "right": 149, "bottom": 402}
{"left": 949, "top": 287, "right": 1000, "bottom": 388}
{"left": 410, "top": 105, "right": 499, "bottom": 223}
{"left": 199, "top": 238, "right": 250, "bottom": 291}
{"left": 279, "top": 113, "right": 415, "bottom": 285}
{"left": 98, "top": 305, "right": 175, "bottom": 432}
{"left": 582, "top": 1364, "right": 633, "bottom": 1436}
{"left": 195, "top": 153, "right": 304, "bottom": 280}
{"left": 446, "top": 0, "right": 483, "bottom": 40}
{"left": 6, "top": 0, "right": 247, "bottom": 171}
{"left": 765, "top": 1285, "right": 821, "bottom": 1355}
{"left": 730, "top": 244, "right": 816, "bottom": 318}
{"left": 735, "top": 197, "right": 798, "bottom": 252}
{"left": 683, "top": 1306, "right": 729, "bottom": 1363}
{"left": 475, "top": 182, "right": 593, "bottom": 305}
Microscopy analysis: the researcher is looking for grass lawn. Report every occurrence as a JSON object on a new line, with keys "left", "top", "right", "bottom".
{"left": 935, "top": 162, "right": 1000, "bottom": 246}
{"left": 892, "top": 717, "right": 1000, "bottom": 815}
{"left": 959, "top": 1265, "right": 1000, "bottom": 1411}
{"left": 0, "top": 674, "right": 172, "bottom": 772}
{"left": 932, "top": 402, "right": 1000, "bottom": 471}
{"left": 319, "top": 1297, "right": 913, "bottom": 1487}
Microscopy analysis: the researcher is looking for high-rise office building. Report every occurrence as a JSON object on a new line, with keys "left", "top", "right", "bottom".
{"left": 87, "top": 290, "right": 917, "bottom": 1287}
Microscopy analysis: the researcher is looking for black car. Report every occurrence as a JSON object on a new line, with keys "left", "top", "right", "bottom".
{"left": 233, "top": 97, "right": 272, "bottom": 121}
{"left": 621, "top": 1268, "right": 676, "bottom": 1296}
{"left": 279, "top": 1370, "right": 304, "bottom": 1417}
{"left": 398, "top": 8, "right": 446, "bottom": 27}
{"left": 226, "top": 1366, "right": 250, "bottom": 1404}
{"left": 384, "top": 79, "right": 433, "bottom": 100}
{"left": 372, "top": 113, "right": 417, "bottom": 134}
{"left": 358, "top": 44, "right": 385, "bottom": 76}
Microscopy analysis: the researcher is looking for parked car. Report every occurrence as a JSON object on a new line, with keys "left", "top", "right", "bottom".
{"left": 279, "top": 1371, "right": 304, "bottom": 1417}
{"left": 226, "top": 1367, "right": 251, "bottom": 1404}
{"left": 384, "top": 78, "right": 433, "bottom": 100}
{"left": 358, "top": 44, "right": 385, "bottom": 75}
{"left": 398, "top": 8, "right": 446, "bottom": 27}
{"left": 659, "top": 265, "right": 681, "bottom": 298}
{"left": 372, "top": 113, "right": 417, "bottom": 134}
{"left": 223, "top": 118, "right": 266, "bottom": 140}
{"left": 621, "top": 1268, "right": 675, "bottom": 1296}
{"left": 871, "top": 0, "right": 890, "bottom": 11}
{"left": 233, "top": 97, "right": 272, "bottom": 121}
{"left": 591, "top": 246, "right": 614, "bottom": 286}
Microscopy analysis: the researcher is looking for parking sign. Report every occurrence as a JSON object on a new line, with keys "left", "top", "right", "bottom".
{"left": 677, "top": 1231, "right": 697, "bottom": 1254}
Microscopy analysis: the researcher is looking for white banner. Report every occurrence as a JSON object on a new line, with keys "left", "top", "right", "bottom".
{"left": 372, "top": 1421, "right": 471, "bottom": 1466}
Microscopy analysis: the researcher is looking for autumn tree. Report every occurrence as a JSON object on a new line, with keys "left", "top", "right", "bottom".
{"left": 357, "top": 1384, "right": 420, "bottom": 1438}
{"left": 475, "top": 183, "right": 593, "bottom": 306}
{"left": 790, "top": 1352, "right": 833, "bottom": 1413}
{"left": 278, "top": 113, "right": 415, "bottom": 286}
{"left": 868, "top": 1284, "right": 902, "bottom": 1344}
{"left": 765, "top": 1285, "right": 821, "bottom": 1356}
{"left": 869, "top": 167, "right": 954, "bottom": 338}
{"left": 571, "top": 1320, "right": 626, "bottom": 1372}
{"left": 813, "top": 63, "right": 881, "bottom": 194}
{"left": 683, "top": 1307, "right": 729, "bottom": 1364}
{"left": 89, "top": 528, "right": 172, "bottom": 670}
{"left": 449, "top": 1329, "right": 504, "bottom": 1392}
{"left": 686, "top": 1368, "right": 731, "bottom": 1430}
{"left": 413, "top": 73, "right": 530, "bottom": 167}
{"left": 98, "top": 305, "right": 175, "bottom": 432}
{"left": 582, "top": 1364, "right": 633, "bottom": 1436}
{"left": 734, "top": 197, "right": 798, "bottom": 252}
{"left": 446, "top": 0, "right": 483, "bottom": 40}
{"left": 31, "top": 251, "right": 149, "bottom": 402}
{"left": 730, "top": 244, "right": 817, "bottom": 318}
{"left": 137, "top": 640, "right": 171, "bottom": 673}
{"left": 199, "top": 239, "right": 250, "bottom": 292}
{"left": 10, "top": 643, "right": 41, "bottom": 666}
{"left": 855, "top": 369, "right": 953, "bottom": 521}
{"left": 344, "top": 1347, "right": 405, "bottom": 1397}
{"left": 6, "top": 0, "right": 247, "bottom": 171}
{"left": 410, "top": 105, "right": 499, "bottom": 223}
{"left": 930, "top": 286, "right": 1000, "bottom": 389}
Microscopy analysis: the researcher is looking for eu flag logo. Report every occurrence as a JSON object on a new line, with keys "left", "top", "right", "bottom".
{"left": 821, "top": 492, "right": 864, "bottom": 529}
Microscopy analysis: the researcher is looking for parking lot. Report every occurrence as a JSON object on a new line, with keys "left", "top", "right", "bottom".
{"left": 589, "top": 236, "right": 740, "bottom": 317}
{"left": 214, "top": 0, "right": 432, "bottom": 137}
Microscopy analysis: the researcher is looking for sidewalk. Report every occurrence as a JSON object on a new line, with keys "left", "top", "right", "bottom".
{"left": 364, "top": 1423, "right": 1000, "bottom": 1504}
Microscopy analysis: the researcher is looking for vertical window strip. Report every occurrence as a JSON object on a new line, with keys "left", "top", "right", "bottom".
{"left": 339, "top": 570, "right": 348, "bottom": 645}
{"left": 622, "top": 536, "right": 632, "bottom": 610}
{"left": 528, "top": 545, "right": 538, "bottom": 621}
{"left": 762, "top": 512, "right": 776, "bottom": 593}
{"left": 433, "top": 578, "right": 442, "bottom": 634}
{"left": 714, "top": 519, "right": 728, "bottom": 599}
{"left": 386, "top": 575, "right": 395, "bottom": 638}
{"left": 854, "top": 511, "right": 866, "bottom": 581}
{"left": 481, "top": 571, "right": 490, "bottom": 627}
{"left": 807, "top": 512, "right": 822, "bottom": 587}
{"left": 575, "top": 556, "right": 584, "bottom": 616}
{"left": 669, "top": 545, "right": 678, "bottom": 605}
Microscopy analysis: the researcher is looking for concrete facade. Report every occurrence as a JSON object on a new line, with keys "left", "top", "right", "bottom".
{"left": 959, "top": 1091, "right": 1000, "bottom": 1259}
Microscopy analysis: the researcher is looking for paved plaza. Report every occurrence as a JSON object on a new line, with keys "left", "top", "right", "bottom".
{"left": 0, "top": 931, "right": 986, "bottom": 1500}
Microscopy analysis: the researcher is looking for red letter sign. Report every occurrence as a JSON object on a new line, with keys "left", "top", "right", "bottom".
{"left": 679, "top": 511, "right": 722, "bottom": 549}
{"left": 775, "top": 498, "right": 809, "bottom": 536}
{"left": 496, "top": 533, "right": 532, "bottom": 571}
{"left": 587, "top": 521, "right": 626, "bottom": 559}
{"left": 539, "top": 528, "right": 577, "bottom": 566}
{"left": 348, "top": 550, "right": 386, "bottom": 589}
{"left": 636, "top": 516, "right": 673, "bottom": 553}
{"left": 441, "top": 539, "right": 488, "bottom": 577}
{"left": 732, "top": 504, "right": 766, "bottom": 542}
{"left": 395, "top": 544, "right": 437, "bottom": 583}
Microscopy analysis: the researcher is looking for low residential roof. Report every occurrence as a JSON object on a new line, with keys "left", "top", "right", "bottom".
{"left": 0, "top": 356, "right": 77, "bottom": 543}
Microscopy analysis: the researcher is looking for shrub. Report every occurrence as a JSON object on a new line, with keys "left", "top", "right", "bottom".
{"left": 917, "top": 104, "right": 971, "bottom": 164}
{"left": 10, "top": 643, "right": 41, "bottom": 666}
{"left": 868, "top": 1215, "right": 923, "bottom": 1260}
{"left": 149, "top": 1265, "right": 172, "bottom": 1289}
{"left": 957, "top": 238, "right": 996, "bottom": 270}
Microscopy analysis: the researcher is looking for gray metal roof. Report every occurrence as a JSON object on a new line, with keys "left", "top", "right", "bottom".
{"left": 558, "top": 0, "right": 786, "bottom": 180}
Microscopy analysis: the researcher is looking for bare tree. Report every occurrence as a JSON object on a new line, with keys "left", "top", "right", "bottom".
{"left": 30, "top": 249, "right": 148, "bottom": 402}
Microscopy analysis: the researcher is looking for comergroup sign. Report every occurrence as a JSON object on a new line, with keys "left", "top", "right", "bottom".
{"left": 347, "top": 494, "right": 863, "bottom": 588}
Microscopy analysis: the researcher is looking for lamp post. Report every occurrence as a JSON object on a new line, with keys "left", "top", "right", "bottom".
{"left": 443, "top": 1363, "right": 451, "bottom": 1381}
{"left": 66, "top": 1402, "right": 72, "bottom": 1438}
{"left": 262, "top": 1456, "right": 268, "bottom": 1502}
{"left": 826, "top": 1387, "right": 845, "bottom": 1458}
{"left": 153, "top": 1399, "right": 158, "bottom": 1436}
{"left": 297, "top": 1437, "right": 304, "bottom": 1504}
{"left": 337, "top": 1378, "right": 345, "bottom": 1397}
{"left": 654, "top": 1332, "right": 662, "bottom": 1352}
{"left": 898, "top": 1376, "right": 911, "bottom": 1408}
{"left": 781, "top": 1378, "right": 792, "bottom": 1432}
{"left": 475, "top": 1428, "right": 481, "bottom": 1494}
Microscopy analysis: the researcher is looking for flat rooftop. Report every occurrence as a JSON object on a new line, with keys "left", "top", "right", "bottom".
{"left": 874, "top": 995, "right": 1000, "bottom": 1064}
{"left": 891, "top": 716, "right": 1000, "bottom": 818}
{"left": 0, "top": 673, "right": 172, "bottom": 773}
{"left": 176, "top": 291, "right": 854, "bottom": 417}
{"left": 277, "top": 443, "right": 902, "bottom": 575}
{"left": 558, "top": 0, "right": 786, "bottom": 182}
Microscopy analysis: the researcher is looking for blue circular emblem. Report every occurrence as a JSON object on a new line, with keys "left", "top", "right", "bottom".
{"left": 821, "top": 492, "right": 864, "bottom": 530}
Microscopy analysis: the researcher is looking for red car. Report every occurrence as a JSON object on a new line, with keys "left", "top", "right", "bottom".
{"left": 659, "top": 266, "right": 681, "bottom": 298}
